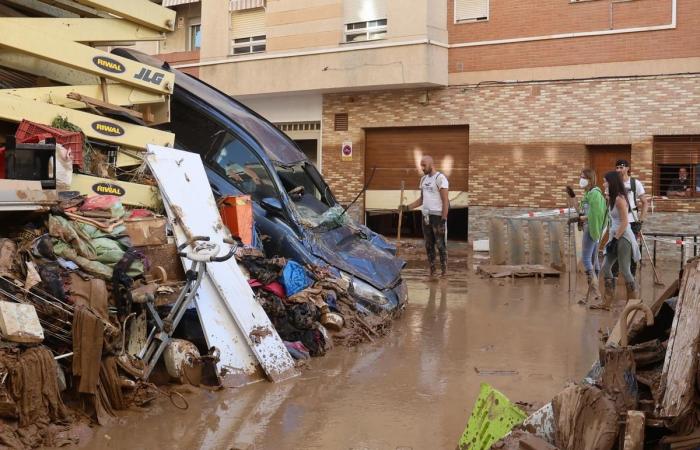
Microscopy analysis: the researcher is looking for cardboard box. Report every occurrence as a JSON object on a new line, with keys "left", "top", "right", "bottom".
{"left": 0, "top": 301, "right": 43, "bottom": 344}
{"left": 125, "top": 216, "right": 167, "bottom": 246}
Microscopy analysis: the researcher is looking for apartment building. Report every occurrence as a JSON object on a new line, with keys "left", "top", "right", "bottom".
{"left": 155, "top": 0, "right": 700, "bottom": 241}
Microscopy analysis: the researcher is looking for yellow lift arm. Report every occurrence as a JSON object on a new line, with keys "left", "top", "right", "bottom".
{"left": 0, "top": 0, "right": 176, "bottom": 151}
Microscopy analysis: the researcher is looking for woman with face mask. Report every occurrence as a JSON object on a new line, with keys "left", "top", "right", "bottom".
{"left": 574, "top": 169, "right": 606, "bottom": 303}
{"left": 591, "top": 171, "right": 641, "bottom": 310}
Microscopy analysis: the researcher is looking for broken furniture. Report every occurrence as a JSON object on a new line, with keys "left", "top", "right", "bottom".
{"left": 488, "top": 214, "right": 568, "bottom": 274}
{"left": 4, "top": 136, "right": 56, "bottom": 190}
{"left": 135, "top": 236, "right": 236, "bottom": 380}
{"left": 146, "top": 146, "right": 298, "bottom": 385}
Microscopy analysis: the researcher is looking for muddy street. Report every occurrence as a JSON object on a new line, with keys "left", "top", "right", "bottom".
{"left": 77, "top": 254, "right": 684, "bottom": 450}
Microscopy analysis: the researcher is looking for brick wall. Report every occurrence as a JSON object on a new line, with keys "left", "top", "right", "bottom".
{"left": 321, "top": 74, "right": 700, "bottom": 231}
{"left": 448, "top": 0, "right": 699, "bottom": 73}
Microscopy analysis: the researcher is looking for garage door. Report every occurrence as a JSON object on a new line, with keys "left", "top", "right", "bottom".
{"left": 364, "top": 125, "right": 468, "bottom": 210}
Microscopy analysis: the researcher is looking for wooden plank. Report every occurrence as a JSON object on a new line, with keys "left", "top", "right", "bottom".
{"left": 548, "top": 221, "right": 565, "bottom": 271}
{"left": 477, "top": 265, "right": 561, "bottom": 278}
{"left": 365, "top": 126, "right": 469, "bottom": 191}
{"left": 489, "top": 218, "right": 507, "bottom": 265}
{"left": 146, "top": 145, "right": 298, "bottom": 383}
{"left": 659, "top": 257, "right": 700, "bottom": 418}
{"left": 528, "top": 221, "right": 545, "bottom": 265}
{"left": 623, "top": 411, "right": 645, "bottom": 450}
{"left": 507, "top": 219, "right": 525, "bottom": 265}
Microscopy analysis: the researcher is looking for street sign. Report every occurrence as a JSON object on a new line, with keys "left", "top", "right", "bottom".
{"left": 341, "top": 141, "right": 353, "bottom": 161}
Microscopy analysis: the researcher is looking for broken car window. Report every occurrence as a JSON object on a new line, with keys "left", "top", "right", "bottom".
{"left": 275, "top": 163, "right": 350, "bottom": 229}
{"left": 211, "top": 133, "right": 277, "bottom": 203}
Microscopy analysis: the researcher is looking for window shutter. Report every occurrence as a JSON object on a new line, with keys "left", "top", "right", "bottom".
{"left": 455, "top": 0, "right": 489, "bottom": 22}
{"left": 232, "top": 8, "right": 265, "bottom": 39}
{"left": 343, "top": 0, "right": 387, "bottom": 23}
{"left": 334, "top": 113, "right": 348, "bottom": 131}
{"left": 229, "top": 0, "right": 265, "bottom": 11}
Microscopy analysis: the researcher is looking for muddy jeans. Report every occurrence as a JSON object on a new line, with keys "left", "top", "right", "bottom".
{"left": 422, "top": 214, "right": 447, "bottom": 273}
{"left": 602, "top": 238, "right": 635, "bottom": 284}
{"left": 581, "top": 227, "right": 600, "bottom": 274}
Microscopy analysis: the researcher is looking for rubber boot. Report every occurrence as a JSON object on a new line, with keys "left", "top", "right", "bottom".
{"left": 429, "top": 262, "right": 436, "bottom": 279}
{"left": 590, "top": 278, "right": 614, "bottom": 310}
{"left": 440, "top": 260, "right": 447, "bottom": 278}
{"left": 584, "top": 270, "right": 601, "bottom": 302}
{"left": 626, "top": 281, "right": 640, "bottom": 300}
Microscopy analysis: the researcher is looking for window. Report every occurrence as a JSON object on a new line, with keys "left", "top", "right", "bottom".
{"left": 231, "top": 8, "right": 265, "bottom": 55}
{"left": 211, "top": 133, "right": 277, "bottom": 203}
{"left": 653, "top": 136, "right": 700, "bottom": 198}
{"left": 454, "top": 0, "right": 489, "bottom": 22}
{"left": 344, "top": 18, "right": 387, "bottom": 43}
{"left": 189, "top": 23, "right": 201, "bottom": 50}
{"left": 232, "top": 35, "right": 266, "bottom": 55}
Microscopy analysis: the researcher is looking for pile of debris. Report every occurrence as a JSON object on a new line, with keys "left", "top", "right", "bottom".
{"left": 241, "top": 254, "right": 391, "bottom": 359}
{"left": 0, "top": 125, "right": 398, "bottom": 447}
{"left": 0, "top": 192, "right": 180, "bottom": 447}
{"left": 491, "top": 256, "right": 700, "bottom": 450}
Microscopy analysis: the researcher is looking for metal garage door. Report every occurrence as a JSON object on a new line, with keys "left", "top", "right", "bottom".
{"left": 364, "top": 125, "right": 469, "bottom": 210}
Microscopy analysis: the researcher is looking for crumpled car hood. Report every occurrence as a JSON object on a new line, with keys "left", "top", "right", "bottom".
{"left": 307, "top": 226, "right": 405, "bottom": 289}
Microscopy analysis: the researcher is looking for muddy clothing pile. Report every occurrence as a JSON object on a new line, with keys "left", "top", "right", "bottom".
{"left": 0, "top": 195, "right": 188, "bottom": 448}
{"left": 242, "top": 253, "right": 392, "bottom": 360}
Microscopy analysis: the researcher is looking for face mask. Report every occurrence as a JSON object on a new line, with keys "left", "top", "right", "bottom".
{"left": 579, "top": 178, "right": 589, "bottom": 188}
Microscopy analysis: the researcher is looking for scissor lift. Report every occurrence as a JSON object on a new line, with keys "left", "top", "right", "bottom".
{"left": 0, "top": 0, "right": 176, "bottom": 152}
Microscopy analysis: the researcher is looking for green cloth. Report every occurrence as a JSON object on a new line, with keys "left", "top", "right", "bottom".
{"left": 581, "top": 187, "right": 606, "bottom": 241}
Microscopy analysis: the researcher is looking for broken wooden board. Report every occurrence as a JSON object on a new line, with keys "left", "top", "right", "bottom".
{"left": 548, "top": 221, "right": 565, "bottom": 271}
{"left": 658, "top": 257, "right": 700, "bottom": 418}
{"left": 507, "top": 219, "right": 525, "bottom": 265}
{"left": 146, "top": 145, "right": 298, "bottom": 384}
{"left": 623, "top": 411, "right": 645, "bottom": 450}
{"left": 477, "top": 264, "right": 561, "bottom": 278}
{"left": 528, "top": 221, "right": 545, "bottom": 265}
{"left": 552, "top": 384, "right": 619, "bottom": 450}
{"left": 489, "top": 218, "right": 507, "bottom": 265}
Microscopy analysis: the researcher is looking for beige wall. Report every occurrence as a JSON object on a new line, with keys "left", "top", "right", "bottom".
{"left": 266, "top": 0, "right": 446, "bottom": 52}
{"left": 198, "top": 42, "right": 447, "bottom": 96}
{"left": 201, "top": 1, "right": 229, "bottom": 60}
{"left": 266, "top": 0, "right": 342, "bottom": 52}
{"left": 161, "top": 3, "right": 201, "bottom": 54}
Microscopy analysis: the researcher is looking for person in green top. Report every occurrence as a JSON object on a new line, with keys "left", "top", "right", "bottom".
{"left": 570, "top": 168, "right": 607, "bottom": 303}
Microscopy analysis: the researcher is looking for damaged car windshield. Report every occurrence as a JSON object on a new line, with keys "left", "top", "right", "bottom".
{"left": 275, "top": 163, "right": 350, "bottom": 229}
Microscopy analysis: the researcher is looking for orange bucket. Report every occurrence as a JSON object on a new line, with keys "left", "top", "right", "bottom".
{"left": 218, "top": 195, "right": 253, "bottom": 245}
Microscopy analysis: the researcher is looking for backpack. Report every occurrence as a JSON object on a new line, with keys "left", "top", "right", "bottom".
{"left": 628, "top": 177, "right": 638, "bottom": 220}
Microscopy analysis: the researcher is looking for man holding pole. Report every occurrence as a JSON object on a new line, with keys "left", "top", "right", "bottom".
{"left": 403, "top": 156, "right": 450, "bottom": 278}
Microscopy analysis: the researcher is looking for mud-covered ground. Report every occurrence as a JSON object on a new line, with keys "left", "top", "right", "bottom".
{"left": 81, "top": 247, "right": 677, "bottom": 450}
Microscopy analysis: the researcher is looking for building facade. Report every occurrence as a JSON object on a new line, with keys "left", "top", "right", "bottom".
{"left": 153, "top": 0, "right": 700, "bottom": 244}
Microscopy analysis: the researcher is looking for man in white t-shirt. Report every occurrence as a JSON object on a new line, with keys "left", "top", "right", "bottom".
{"left": 404, "top": 156, "right": 450, "bottom": 278}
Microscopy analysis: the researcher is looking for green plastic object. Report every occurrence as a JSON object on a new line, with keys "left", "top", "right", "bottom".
{"left": 458, "top": 383, "right": 528, "bottom": 450}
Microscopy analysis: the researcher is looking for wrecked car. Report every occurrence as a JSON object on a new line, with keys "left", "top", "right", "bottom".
{"left": 115, "top": 49, "right": 407, "bottom": 313}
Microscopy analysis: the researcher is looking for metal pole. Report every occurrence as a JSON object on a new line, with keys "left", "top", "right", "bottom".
{"left": 567, "top": 199, "right": 572, "bottom": 294}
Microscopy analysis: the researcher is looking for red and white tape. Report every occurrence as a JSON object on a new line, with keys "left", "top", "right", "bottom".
{"left": 644, "top": 236, "right": 700, "bottom": 248}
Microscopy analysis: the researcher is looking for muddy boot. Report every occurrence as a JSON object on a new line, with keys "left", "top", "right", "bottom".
{"left": 625, "top": 281, "right": 640, "bottom": 300}
{"left": 429, "top": 263, "right": 436, "bottom": 279}
{"left": 590, "top": 278, "right": 614, "bottom": 310}
{"left": 440, "top": 261, "right": 447, "bottom": 278}
{"left": 581, "top": 270, "right": 601, "bottom": 304}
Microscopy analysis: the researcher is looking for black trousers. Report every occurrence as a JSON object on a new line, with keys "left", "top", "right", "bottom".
{"left": 422, "top": 214, "right": 447, "bottom": 272}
